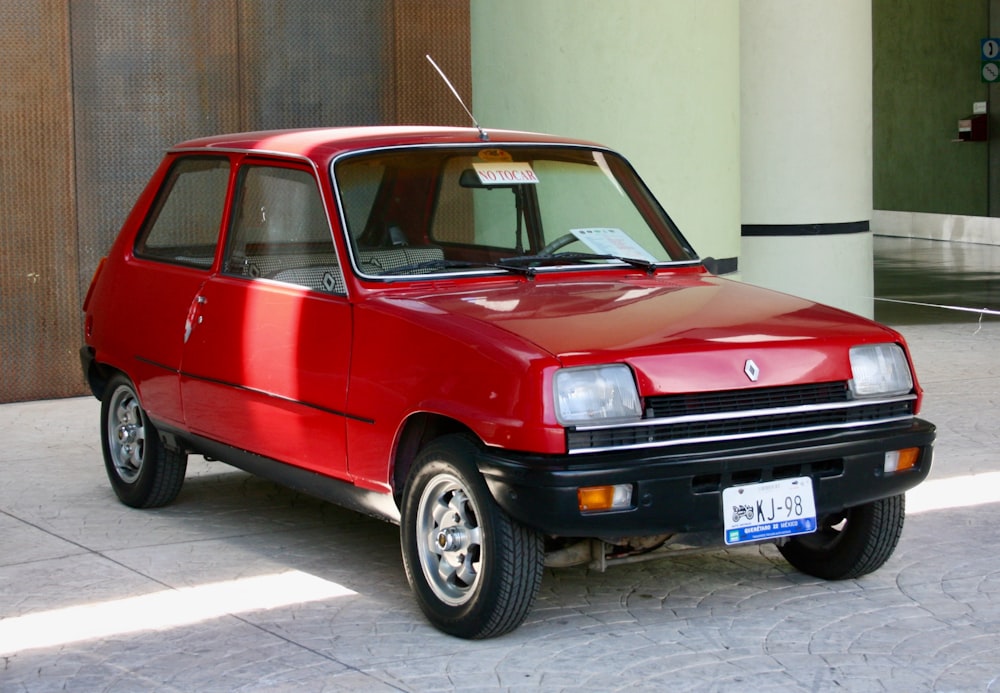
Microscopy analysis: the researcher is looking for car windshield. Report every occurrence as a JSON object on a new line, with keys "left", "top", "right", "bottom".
{"left": 333, "top": 145, "right": 698, "bottom": 279}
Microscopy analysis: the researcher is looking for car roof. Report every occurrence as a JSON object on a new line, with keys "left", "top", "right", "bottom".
{"left": 170, "top": 126, "right": 604, "bottom": 165}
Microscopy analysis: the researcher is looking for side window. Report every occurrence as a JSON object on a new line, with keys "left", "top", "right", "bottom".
{"left": 223, "top": 164, "right": 345, "bottom": 294}
{"left": 135, "top": 157, "right": 230, "bottom": 267}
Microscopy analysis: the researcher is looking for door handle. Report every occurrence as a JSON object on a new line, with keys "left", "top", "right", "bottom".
{"left": 184, "top": 294, "right": 207, "bottom": 343}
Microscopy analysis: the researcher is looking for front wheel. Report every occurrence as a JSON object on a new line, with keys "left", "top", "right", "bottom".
{"left": 400, "top": 435, "right": 544, "bottom": 639}
{"left": 777, "top": 494, "right": 905, "bottom": 580}
{"left": 100, "top": 374, "right": 187, "bottom": 508}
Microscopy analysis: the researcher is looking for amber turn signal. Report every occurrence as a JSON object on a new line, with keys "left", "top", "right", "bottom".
{"left": 884, "top": 447, "right": 920, "bottom": 474}
{"left": 578, "top": 484, "right": 633, "bottom": 512}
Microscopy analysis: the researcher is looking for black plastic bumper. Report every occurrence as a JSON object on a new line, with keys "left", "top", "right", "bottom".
{"left": 477, "top": 419, "right": 935, "bottom": 538}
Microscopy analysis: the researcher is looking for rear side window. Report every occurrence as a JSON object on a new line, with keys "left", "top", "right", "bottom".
{"left": 135, "top": 157, "right": 230, "bottom": 268}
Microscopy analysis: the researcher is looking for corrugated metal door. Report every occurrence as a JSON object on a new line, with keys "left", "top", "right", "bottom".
{"left": 0, "top": 0, "right": 470, "bottom": 403}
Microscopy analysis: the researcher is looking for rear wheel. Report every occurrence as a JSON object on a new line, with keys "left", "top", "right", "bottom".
{"left": 400, "top": 435, "right": 544, "bottom": 639}
{"left": 101, "top": 374, "right": 187, "bottom": 508}
{"left": 777, "top": 495, "right": 905, "bottom": 580}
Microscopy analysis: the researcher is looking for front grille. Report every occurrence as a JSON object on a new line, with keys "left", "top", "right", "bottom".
{"left": 646, "top": 382, "right": 850, "bottom": 418}
{"left": 566, "top": 381, "right": 915, "bottom": 453}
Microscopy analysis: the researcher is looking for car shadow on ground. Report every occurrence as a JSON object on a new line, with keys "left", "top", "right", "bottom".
{"left": 143, "top": 460, "right": 812, "bottom": 634}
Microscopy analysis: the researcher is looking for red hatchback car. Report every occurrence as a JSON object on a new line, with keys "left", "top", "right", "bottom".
{"left": 81, "top": 126, "right": 935, "bottom": 638}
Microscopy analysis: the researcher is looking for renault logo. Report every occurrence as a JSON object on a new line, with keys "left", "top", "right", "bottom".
{"left": 744, "top": 359, "right": 760, "bottom": 382}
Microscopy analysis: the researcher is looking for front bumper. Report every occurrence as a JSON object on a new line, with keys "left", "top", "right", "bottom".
{"left": 477, "top": 418, "right": 935, "bottom": 538}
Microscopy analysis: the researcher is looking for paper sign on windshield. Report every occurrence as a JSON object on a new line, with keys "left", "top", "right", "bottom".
{"left": 570, "top": 228, "right": 658, "bottom": 262}
{"left": 472, "top": 162, "right": 539, "bottom": 185}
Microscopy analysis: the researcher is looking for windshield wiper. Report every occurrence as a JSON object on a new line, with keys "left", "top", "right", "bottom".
{"left": 497, "top": 252, "right": 658, "bottom": 275}
{"left": 371, "top": 259, "right": 482, "bottom": 274}
{"left": 379, "top": 253, "right": 658, "bottom": 278}
{"left": 373, "top": 258, "right": 525, "bottom": 276}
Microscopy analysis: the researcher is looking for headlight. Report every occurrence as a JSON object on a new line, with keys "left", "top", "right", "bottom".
{"left": 849, "top": 343, "right": 913, "bottom": 397}
{"left": 554, "top": 365, "right": 642, "bottom": 426}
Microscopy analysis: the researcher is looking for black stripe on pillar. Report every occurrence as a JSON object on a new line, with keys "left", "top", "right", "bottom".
{"left": 741, "top": 221, "right": 870, "bottom": 237}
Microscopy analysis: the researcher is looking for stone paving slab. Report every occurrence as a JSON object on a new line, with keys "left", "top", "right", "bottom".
{"left": 1, "top": 320, "right": 998, "bottom": 692}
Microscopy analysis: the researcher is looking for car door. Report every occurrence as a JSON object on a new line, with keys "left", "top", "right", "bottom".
{"left": 179, "top": 160, "right": 352, "bottom": 479}
{"left": 119, "top": 155, "right": 231, "bottom": 427}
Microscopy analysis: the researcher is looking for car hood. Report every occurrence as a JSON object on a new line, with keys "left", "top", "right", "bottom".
{"left": 382, "top": 272, "right": 902, "bottom": 394}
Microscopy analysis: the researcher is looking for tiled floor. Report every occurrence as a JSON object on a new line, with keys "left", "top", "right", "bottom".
{"left": 874, "top": 235, "right": 1000, "bottom": 323}
{"left": 1, "top": 236, "right": 997, "bottom": 692}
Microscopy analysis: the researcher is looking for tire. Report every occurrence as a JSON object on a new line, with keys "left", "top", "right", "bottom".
{"left": 777, "top": 494, "right": 905, "bottom": 580}
{"left": 400, "top": 435, "right": 544, "bottom": 639}
{"left": 100, "top": 374, "right": 187, "bottom": 508}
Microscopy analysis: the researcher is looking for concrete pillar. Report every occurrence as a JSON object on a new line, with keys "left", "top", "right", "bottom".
{"left": 470, "top": 1, "right": 741, "bottom": 267}
{"left": 740, "top": 0, "right": 875, "bottom": 317}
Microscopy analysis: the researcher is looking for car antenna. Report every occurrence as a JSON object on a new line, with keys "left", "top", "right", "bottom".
{"left": 425, "top": 54, "right": 488, "bottom": 141}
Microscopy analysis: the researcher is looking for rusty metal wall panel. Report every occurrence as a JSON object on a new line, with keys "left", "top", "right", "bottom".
{"left": 1, "top": 0, "right": 471, "bottom": 403}
{"left": 391, "top": 0, "right": 472, "bottom": 126}
{"left": 0, "top": 2, "right": 82, "bottom": 401}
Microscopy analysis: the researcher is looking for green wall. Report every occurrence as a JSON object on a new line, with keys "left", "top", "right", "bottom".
{"left": 470, "top": 1, "right": 741, "bottom": 263}
{"left": 873, "top": 0, "right": 988, "bottom": 216}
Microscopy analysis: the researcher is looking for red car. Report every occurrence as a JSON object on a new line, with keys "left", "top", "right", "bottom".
{"left": 81, "top": 127, "right": 935, "bottom": 638}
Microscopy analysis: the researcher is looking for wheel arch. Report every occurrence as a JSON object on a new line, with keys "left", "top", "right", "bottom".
{"left": 392, "top": 412, "right": 478, "bottom": 502}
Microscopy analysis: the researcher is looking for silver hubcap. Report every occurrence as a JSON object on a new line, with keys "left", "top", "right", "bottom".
{"left": 108, "top": 385, "right": 146, "bottom": 482}
{"left": 416, "top": 473, "right": 483, "bottom": 606}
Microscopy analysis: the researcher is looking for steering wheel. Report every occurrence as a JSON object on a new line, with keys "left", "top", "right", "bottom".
{"left": 537, "top": 233, "right": 579, "bottom": 256}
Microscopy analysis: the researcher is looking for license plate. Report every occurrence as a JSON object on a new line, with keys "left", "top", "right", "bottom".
{"left": 722, "top": 476, "right": 817, "bottom": 545}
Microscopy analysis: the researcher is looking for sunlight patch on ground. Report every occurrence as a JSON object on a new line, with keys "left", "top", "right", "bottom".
{"left": 907, "top": 471, "right": 1000, "bottom": 514}
{"left": 0, "top": 570, "right": 356, "bottom": 655}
